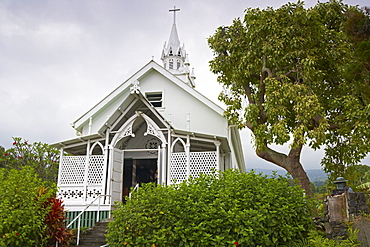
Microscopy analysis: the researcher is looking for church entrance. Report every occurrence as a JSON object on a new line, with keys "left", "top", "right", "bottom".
{"left": 122, "top": 158, "right": 158, "bottom": 198}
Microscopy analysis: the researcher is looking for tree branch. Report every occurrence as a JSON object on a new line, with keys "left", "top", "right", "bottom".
{"left": 256, "top": 142, "right": 289, "bottom": 170}
{"left": 307, "top": 115, "right": 339, "bottom": 130}
{"left": 242, "top": 83, "right": 255, "bottom": 104}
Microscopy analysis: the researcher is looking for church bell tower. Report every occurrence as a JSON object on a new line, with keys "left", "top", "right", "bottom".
{"left": 161, "top": 7, "right": 196, "bottom": 88}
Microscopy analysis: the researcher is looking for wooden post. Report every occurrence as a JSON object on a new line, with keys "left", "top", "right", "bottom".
{"left": 186, "top": 135, "right": 190, "bottom": 179}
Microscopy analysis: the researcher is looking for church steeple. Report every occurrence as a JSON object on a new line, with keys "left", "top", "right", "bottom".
{"left": 161, "top": 7, "right": 196, "bottom": 88}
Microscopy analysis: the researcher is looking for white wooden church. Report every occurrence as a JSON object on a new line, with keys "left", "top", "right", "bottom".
{"left": 53, "top": 9, "right": 245, "bottom": 225}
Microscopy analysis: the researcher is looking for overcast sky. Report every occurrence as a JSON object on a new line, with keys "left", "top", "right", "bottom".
{"left": 0, "top": 0, "right": 368, "bottom": 171}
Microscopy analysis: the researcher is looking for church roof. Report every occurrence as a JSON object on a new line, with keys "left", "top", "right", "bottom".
{"left": 72, "top": 60, "right": 225, "bottom": 134}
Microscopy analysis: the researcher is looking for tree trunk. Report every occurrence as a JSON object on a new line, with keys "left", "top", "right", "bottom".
{"left": 256, "top": 144, "right": 312, "bottom": 196}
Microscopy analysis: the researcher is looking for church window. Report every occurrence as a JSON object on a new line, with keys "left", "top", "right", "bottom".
{"left": 177, "top": 60, "right": 181, "bottom": 69}
{"left": 169, "top": 59, "right": 173, "bottom": 69}
{"left": 178, "top": 49, "right": 181, "bottom": 56}
{"left": 146, "top": 92, "right": 163, "bottom": 107}
{"left": 169, "top": 48, "right": 173, "bottom": 56}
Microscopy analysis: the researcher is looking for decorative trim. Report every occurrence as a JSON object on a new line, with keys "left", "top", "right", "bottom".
{"left": 113, "top": 114, "right": 137, "bottom": 144}
{"left": 141, "top": 113, "right": 167, "bottom": 143}
{"left": 86, "top": 188, "right": 102, "bottom": 198}
{"left": 58, "top": 189, "right": 84, "bottom": 199}
{"left": 112, "top": 112, "right": 167, "bottom": 147}
{"left": 89, "top": 141, "right": 105, "bottom": 155}
{"left": 130, "top": 80, "right": 140, "bottom": 94}
{"left": 145, "top": 138, "right": 160, "bottom": 154}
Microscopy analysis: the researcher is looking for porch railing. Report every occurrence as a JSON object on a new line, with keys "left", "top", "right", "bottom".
{"left": 66, "top": 194, "right": 111, "bottom": 246}
{"left": 129, "top": 183, "right": 140, "bottom": 199}
{"left": 58, "top": 155, "right": 106, "bottom": 204}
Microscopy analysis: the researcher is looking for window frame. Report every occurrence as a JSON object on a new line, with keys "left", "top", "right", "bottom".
{"left": 145, "top": 91, "right": 164, "bottom": 108}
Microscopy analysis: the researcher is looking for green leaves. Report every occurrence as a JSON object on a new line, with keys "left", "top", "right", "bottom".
{"left": 0, "top": 137, "right": 60, "bottom": 184}
{"left": 107, "top": 170, "right": 313, "bottom": 246}
{"left": 208, "top": 0, "right": 370, "bottom": 190}
{"left": 0, "top": 167, "right": 56, "bottom": 246}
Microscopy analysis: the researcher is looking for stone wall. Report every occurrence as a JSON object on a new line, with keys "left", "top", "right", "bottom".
{"left": 324, "top": 192, "right": 368, "bottom": 239}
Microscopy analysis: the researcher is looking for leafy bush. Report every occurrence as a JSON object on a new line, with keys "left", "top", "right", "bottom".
{"left": 107, "top": 170, "right": 314, "bottom": 246}
{"left": 0, "top": 167, "right": 55, "bottom": 246}
{"left": 0, "top": 166, "right": 72, "bottom": 246}
{"left": 44, "top": 196, "right": 73, "bottom": 246}
{"left": 291, "top": 228, "right": 359, "bottom": 247}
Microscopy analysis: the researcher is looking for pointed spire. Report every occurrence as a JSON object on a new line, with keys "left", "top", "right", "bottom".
{"left": 191, "top": 68, "right": 196, "bottom": 79}
{"left": 184, "top": 53, "right": 190, "bottom": 65}
{"left": 168, "top": 22, "right": 180, "bottom": 49}
{"left": 161, "top": 7, "right": 196, "bottom": 88}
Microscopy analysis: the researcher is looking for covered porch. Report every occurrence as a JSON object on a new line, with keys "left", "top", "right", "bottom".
{"left": 55, "top": 126, "right": 228, "bottom": 212}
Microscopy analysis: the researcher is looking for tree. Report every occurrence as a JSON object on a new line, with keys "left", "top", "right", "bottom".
{"left": 107, "top": 170, "right": 313, "bottom": 246}
{"left": 208, "top": 1, "right": 370, "bottom": 195}
{"left": 344, "top": 164, "right": 370, "bottom": 190}
{"left": 0, "top": 137, "right": 60, "bottom": 184}
{"left": 323, "top": 5, "right": 370, "bottom": 182}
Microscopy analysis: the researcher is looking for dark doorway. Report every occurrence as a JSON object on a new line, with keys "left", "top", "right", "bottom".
{"left": 123, "top": 158, "right": 157, "bottom": 198}
{"left": 136, "top": 159, "right": 157, "bottom": 184}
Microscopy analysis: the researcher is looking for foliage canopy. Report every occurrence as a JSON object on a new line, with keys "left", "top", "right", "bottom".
{"left": 107, "top": 170, "right": 313, "bottom": 247}
{"left": 208, "top": 1, "right": 370, "bottom": 193}
{"left": 0, "top": 137, "right": 60, "bottom": 184}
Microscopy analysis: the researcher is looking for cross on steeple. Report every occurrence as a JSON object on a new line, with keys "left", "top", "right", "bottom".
{"left": 169, "top": 6, "right": 180, "bottom": 24}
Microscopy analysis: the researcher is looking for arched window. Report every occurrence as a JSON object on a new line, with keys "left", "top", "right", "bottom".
{"left": 177, "top": 60, "right": 181, "bottom": 69}
{"left": 169, "top": 59, "right": 173, "bottom": 69}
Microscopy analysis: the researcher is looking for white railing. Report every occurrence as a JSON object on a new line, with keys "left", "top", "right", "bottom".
{"left": 66, "top": 194, "right": 111, "bottom": 246}
{"left": 129, "top": 183, "right": 140, "bottom": 199}
{"left": 58, "top": 155, "right": 106, "bottom": 204}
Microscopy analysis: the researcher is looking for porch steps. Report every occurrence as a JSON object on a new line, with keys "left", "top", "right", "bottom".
{"left": 73, "top": 220, "right": 110, "bottom": 247}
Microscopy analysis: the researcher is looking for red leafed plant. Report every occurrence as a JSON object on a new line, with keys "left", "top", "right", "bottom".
{"left": 44, "top": 197, "right": 74, "bottom": 247}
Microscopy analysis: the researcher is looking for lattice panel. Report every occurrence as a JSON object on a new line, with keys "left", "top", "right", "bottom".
{"left": 190, "top": 151, "right": 217, "bottom": 178}
{"left": 87, "top": 155, "right": 105, "bottom": 185}
{"left": 59, "top": 156, "right": 86, "bottom": 185}
{"left": 170, "top": 153, "right": 187, "bottom": 183}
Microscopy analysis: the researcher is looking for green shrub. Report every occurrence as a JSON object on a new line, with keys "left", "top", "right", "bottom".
{"left": 107, "top": 170, "right": 314, "bottom": 246}
{"left": 291, "top": 228, "right": 359, "bottom": 247}
{"left": 0, "top": 167, "right": 56, "bottom": 246}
